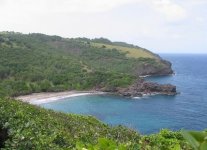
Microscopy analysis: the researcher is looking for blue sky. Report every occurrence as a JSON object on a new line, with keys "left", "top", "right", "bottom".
{"left": 0, "top": 0, "right": 206, "bottom": 53}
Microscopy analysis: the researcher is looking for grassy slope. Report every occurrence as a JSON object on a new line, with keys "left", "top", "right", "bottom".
{"left": 0, "top": 98, "right": 191, "bottom": 150}
{"left": 91, "top": 42, "right": 157, "bottom": 59}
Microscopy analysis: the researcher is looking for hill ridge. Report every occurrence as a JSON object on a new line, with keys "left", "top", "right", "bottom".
{"left": 0, "top": 32, "right": 173, "bottom": 97}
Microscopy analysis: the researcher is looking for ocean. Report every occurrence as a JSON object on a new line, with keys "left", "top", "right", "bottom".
{"left": 41, "top": 54, "right": 207, "bottom": 134}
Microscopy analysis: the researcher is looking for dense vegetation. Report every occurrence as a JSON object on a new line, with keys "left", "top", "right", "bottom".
{"left": 0, "top": 97, "right": 193, "bottom": 149}
{"left": 0, "top": 32, "right": 168, "bottom": 97}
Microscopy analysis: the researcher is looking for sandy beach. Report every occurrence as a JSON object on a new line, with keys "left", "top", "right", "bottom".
{"left": 16, "top": 91, "right": 105, "bottom": 105}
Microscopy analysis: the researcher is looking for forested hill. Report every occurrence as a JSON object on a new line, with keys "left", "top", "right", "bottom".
{"left": 0, "top": 32, "right": 173, "bottom": 97}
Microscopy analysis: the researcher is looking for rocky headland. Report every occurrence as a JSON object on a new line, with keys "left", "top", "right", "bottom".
{"left": 126, "top": 59, "right": 177, "bottom": 97}
{"left": 100, "top": 76, "right": 177, "bottom": 98}
{"left": 98, "top": 57, "right": 177, "bottom": 98}
{"left": 116, "top": 79, "right": 177, "bottom": 97}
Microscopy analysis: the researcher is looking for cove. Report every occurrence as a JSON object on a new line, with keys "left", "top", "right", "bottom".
{"left": 41, "top": 54, "right": 207, "bottom": 134}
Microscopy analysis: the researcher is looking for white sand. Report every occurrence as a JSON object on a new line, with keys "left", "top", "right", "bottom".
{"left": 15, "top": 91, "right": 105, "bottom": 105}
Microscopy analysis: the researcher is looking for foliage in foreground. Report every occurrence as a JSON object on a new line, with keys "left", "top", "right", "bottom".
{"left": 181, "top": 130, "right": 207, "bottom": 150}
{"left": 0, "top": 98, "right": 193, "bottom": 149}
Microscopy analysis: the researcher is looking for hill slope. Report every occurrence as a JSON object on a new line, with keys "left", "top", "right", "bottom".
{"left": 0, "top": 97, "right": 191, "bottom": 149}
{"left": 0, "top": 32, "right": 173, "bottom": 97}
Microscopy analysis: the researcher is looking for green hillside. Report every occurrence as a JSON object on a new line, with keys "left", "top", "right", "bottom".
{"left": 0, "top": 97, "right": 192, "bottom": 149}
{"left": 0, "top": 32, "right": 172, "bottom": 97}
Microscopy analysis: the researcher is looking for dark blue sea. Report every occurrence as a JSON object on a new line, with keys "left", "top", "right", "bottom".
{"left": 41, "top": 54, "right": 207, "bottom": 134}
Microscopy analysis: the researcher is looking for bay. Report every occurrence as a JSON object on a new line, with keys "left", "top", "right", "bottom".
{"left": 41, "top": 54, "right": 207, "bottom": 134}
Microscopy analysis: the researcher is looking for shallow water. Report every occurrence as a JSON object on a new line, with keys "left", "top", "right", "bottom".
{"left": 41, "top": 54, "right": 207, "bottom": 134}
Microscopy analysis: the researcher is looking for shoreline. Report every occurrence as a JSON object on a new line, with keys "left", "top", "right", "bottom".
{"left": 15, "top": 91, "right": 105, "bottom": 105}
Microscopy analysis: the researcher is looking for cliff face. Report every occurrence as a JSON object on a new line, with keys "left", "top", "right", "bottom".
{"left": 136, "top": 60, "right": 173, "bottom": 76}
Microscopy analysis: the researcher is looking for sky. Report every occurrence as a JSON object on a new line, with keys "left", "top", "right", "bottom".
{"left": 0, "top": 0, "right": 206, "bottom": 53}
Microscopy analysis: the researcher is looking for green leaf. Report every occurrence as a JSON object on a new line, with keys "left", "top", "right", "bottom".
{"left": 171, "top": 144, "right": 181, "bottom": 150}
{"left": 200, "top": 141, "right": 207, "bottom": 150}
{"left": 181, "top": 130, "right": 199, "bottom": 150}
{"left": 189, "top": 131, "right": 207, "bottom": 143}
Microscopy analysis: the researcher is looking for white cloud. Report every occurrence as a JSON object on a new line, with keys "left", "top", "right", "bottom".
{"left": 0, "top": 0, "right": 188, "bottom": 23}
{"left": 196, "top": 17, "right": 205, "bottom": 23}
{"left": 148, "top": 0, "right": 187, "bottom": 22}
{"left": 186, "top": 0, "right": 207, "bottom": 5}
{"left": 0, "top": 0, "right": 139, "bottom": 13}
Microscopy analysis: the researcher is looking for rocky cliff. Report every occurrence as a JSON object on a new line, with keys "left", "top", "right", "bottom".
{"left": 117, "top": 79, "right": 177, "bottom": 97}
{"left": 136, "top": 59, "right": 174, "bottom": 76}
{"left": 101, "top": 79, "right": 177, "bottom": 97}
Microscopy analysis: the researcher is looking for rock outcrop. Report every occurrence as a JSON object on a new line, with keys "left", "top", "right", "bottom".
{"left": 116, "top": 79, "right": 177, "bottom": 97}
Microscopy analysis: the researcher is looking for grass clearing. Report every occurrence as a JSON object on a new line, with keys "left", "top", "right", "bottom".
{"left": 92, "top": 42, "right": 157, "bottom": 59}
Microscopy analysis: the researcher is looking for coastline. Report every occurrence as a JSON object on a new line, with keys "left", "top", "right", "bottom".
{"left": 15, "top": 91, "right": 105, "bottom": 105}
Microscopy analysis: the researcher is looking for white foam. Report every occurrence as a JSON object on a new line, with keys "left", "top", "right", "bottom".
{"left": 132, "top": 97, "right": 141, "bottom": 99}
{"left": 139, "top": 75, "right": 151, "bottom": 78}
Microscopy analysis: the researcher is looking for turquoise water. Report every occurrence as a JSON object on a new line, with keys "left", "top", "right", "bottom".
{"left": 41, "top": 54, "right": 207, "bottom": 134}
